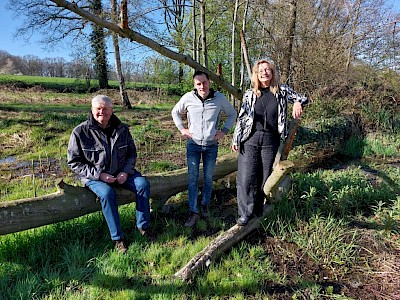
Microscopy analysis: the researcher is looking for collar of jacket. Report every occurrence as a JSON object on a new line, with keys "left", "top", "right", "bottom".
{"left": 194, "top": 88, "right": 216, "bottom": 101}
{"left": 87, "top": 111, "right": 121, "bottom": 131}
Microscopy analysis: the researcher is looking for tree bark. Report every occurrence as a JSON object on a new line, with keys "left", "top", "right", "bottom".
{"left": 49, "top": 0, "right": 242, "bottom": 99}
{"left": 240, "top": 30, "right": 252, "bottom": 80}
{"left": 173, "top": 157, "right": 294, "bottom": 281}
{"left": 174, "top": 204, "right": 274, "bottom": 281}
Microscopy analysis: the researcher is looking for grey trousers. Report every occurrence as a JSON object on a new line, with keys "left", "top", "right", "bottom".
{"left": 236, "top": 130, "right": 279, "bottom": 218}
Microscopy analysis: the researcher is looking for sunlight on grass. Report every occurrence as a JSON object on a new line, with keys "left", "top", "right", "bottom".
{"left": 290, "top": 215, "right": 357, "bottom": 273}
{"left": 0, "top": 78, "right": 399, "bottom": 298}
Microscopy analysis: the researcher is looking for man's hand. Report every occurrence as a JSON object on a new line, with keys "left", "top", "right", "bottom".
{"left": 100, "top": 173, "right": 117, "bottom": 183}
{"left": 116, "top": 172, "right": 128, "bottom": 184}
{"left": 231, "top": 144, "right": 239, "bottom": 152}
{"left": 214, "top": 130, "right": 225, "bottom": 141}
{"left": 180, "top": 128, "right": 192, "bottom": 139}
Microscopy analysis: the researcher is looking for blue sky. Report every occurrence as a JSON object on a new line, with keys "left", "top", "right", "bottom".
{"left": 0, "top": 5, "right": 64, "bottom": 59}
{"left": 1, "top": 1, "right": 399, "bottom": 61}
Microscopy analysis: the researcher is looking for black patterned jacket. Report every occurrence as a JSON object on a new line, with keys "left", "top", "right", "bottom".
{"left": 232, "top": 84, "right": 308, "bottom": 146}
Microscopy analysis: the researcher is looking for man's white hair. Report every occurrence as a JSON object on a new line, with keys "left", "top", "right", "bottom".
{"left": 91, "top": 95, "right": 113, "bottom": 107}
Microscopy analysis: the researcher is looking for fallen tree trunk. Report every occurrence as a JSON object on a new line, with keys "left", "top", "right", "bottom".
{"left": 174, "top": 204, "right": 274, "bottom": 281}
{"left": 173, "top": 168, "right": 292, "bottom": 281}
{"left": 0, "top": 153, "right": 238, "bottom": 236}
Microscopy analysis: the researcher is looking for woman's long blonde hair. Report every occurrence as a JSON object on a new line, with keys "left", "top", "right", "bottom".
{"left": 251, "top": 59, "right": 279, "bottom": 97}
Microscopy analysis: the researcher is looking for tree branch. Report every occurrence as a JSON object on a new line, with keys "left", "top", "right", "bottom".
{"left": 49, "top": 0, "right": 242, "bottom": 99}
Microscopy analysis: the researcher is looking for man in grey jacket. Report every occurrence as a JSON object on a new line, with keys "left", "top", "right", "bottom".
{"left": 67, "top": 95, "right": 151, "bottom": 253}
{"left": 172, "top": 71, "right": 237, "bottom": 227}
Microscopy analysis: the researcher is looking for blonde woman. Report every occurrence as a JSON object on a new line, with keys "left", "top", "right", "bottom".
{"left": 232, "top": 59, "right": 308, "bottom": 226}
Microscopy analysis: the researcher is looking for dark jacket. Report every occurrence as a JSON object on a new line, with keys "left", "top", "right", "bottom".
{"left": 67, "top": 113, "right": 137, "bottom": 185}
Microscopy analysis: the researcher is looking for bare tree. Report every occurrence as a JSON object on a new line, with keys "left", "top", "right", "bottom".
{"left": 345, "top": 0, "right": 362, "bottom": 73}
{"left": 7, "top": 0, "right": 109, "bottom": 88}
{"left": 111, "top": 0, "right": 132, "bottom": 108}
{"left": 191, "top": 0, "right": 198, "bottom": 62}
{"left": 280, "top": 0, "right": 297, "bottom": 84}
{"left": 160, "top": 0, "right": 189, "bottom": 82}
{"left": 231, "top": 0, "right": 239, "bottom": 102}
{"left": 239, "top": 0, "right": 249, "bottom": 92}
{"left": 199, "top": 0, "right": 208, "bottom": 68}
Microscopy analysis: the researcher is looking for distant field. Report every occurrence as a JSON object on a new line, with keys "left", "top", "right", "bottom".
{"left": 0, "top": 74, "right": 182, "bottom": 94}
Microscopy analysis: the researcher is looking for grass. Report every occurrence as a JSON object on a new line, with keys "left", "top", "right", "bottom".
{"left": 1, "top": 163, "right": 398, "bottom": 299}
{"left": 0, "top": 77, "right": 399, "bottom": 299}
{"left": 0, "top": 74, "right": 182, "bottom": 94}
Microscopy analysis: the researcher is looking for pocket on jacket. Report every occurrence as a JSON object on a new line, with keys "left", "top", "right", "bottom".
{"left": 83, "top": 148, "right": 103, "bottom": 163}
{"left": 116, "top": 144, "right": 128, "bottom": 161}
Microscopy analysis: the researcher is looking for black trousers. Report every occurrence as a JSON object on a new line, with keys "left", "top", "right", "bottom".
{"left": 237, "top": 130, "right": 279, "bottom": 218}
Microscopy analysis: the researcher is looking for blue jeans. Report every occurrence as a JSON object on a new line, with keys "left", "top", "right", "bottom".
{"left": 86, "top": 170, "right": 151, "bottom": 241}
{"left": 186, "top": 140, "right": 218, "bottom": 213}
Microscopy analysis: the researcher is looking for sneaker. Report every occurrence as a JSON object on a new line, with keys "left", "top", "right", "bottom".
{"left": 115, "top": 239, "right": 128, "bottom": 254}
{"left": 184, "top": 212, "right": 199, "bottom": 227}
{"left": 200, "top": 205, "right": 209, "bottom": 218}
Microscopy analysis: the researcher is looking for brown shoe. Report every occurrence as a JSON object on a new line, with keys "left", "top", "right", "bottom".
{"left": 115, "top": 239, "right": 128, "bottom": 254}
{"left": 184, "top": 212, "right": 199, "bottom": 227}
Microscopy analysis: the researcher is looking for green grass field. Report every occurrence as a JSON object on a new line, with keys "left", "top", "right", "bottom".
{"left": 0, "top": 74, "right": 182, "bottom": 94}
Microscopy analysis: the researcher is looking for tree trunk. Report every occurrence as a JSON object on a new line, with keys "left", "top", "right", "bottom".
{"left": 231, "top": 0, "right": 239, "bottom": 104}
{"left": 280, "top": 0, "right": 297, "bottom": 84}
{"left": 173, "top": 161, "right": 294, "bottom": 281}
{"left": 346, "top": 0, "right": 362, "bottom": 73}
{"left": 0, "top": 153, "right": 238, "bottom": 236}
{"left": 90, "top": 0, "right": 108, "bottom": 89}
{"left": 191, "top": 0, "right": 198, "bottom": 62}
{"left": 239, "top": 0, "right": 249, "bottom": 93}
{"left": 240, "top": 30, "right": 252, "bottom": 80}
{"left": 111, "top": 0, "right": 132, "bottom": 109}
{"left": 199, "top": 0, "right": 208, "bottom": 68}
{"left": 174, "top": 204, "right": 274, "bottom": 281}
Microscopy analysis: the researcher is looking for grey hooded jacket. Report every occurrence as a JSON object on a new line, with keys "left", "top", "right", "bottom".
{"left": 67, "top": 113, "right": 137, "bottom": 185}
